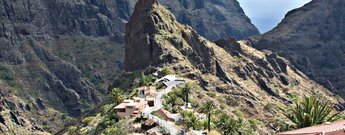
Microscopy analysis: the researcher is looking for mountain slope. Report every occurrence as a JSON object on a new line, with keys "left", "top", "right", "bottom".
{"left": 250, "top": 0, "right": 345, "bottom": 98}
{"left": 0, "top": 0, "right": 126, "bottom": 133}
{"left": 125, "top": 0, "right": 342, "bottom": 134}
{"left": 0, "top": 0, "right": 259, "bottom": 133}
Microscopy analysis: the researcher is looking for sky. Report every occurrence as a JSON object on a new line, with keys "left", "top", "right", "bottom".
{"left": 237, "top": 0, "right": 312, "bottom": 33}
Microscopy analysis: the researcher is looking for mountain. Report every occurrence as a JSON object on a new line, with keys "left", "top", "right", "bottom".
{"left": 158, "top": 0, "right": 260, "bottom": 40}
{"left": 0, "top": 0, "right": 127, "bottom": 133}
{"left": 0, "top": 0, "right": 259, "bottom": 134}
{"left": 107, "top": 0, "right": 260, "bottom": 41}
{"left": 249, "top": 0, "right": 345, "bottom": 98}
{"left": 124, "top": 0, "right": 341, "bottom": 133}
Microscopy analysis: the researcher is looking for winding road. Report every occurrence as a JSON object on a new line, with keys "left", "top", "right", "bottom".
{"left": 143, "top": 79, "right": 185, "bottom": 135}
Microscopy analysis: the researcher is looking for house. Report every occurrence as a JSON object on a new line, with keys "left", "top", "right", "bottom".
{"left": 114, "top": 98, "right": 146, "bottom": 119}
{"left": 137, "top": 86, "right": 157, "bottom": 107}
{"left": 155, "top": 75, "right": 185, "bottom": 83}
{"left": 276, "top": 120, "right": 345, "bottom": 135}
{"left": 153, "top": 109, "right": 175, "bottom": 122}
{"left": 138, "top": 86, "right": 157, "bottom": 98}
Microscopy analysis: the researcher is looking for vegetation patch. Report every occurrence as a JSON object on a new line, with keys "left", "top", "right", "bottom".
{"left": 0, "top": 64, "right": 22, "bottom": 89}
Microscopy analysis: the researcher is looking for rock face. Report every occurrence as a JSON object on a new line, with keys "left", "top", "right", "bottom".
{"left": 125, "top": 0, "right": 341, "bottom": 133}
{"left": 159, "top": 0, "right": 259, "bottom": 40}
{"left": 0, "top": 0, "right": 128, "bottom": 116}
{"left": 250, "top": 0, "right": 345, "bottom": 97}
{"left": 125, "top": 0, "right": 218, "bottom": 72}
{"left": 0, "top": 0, "right": 128, "bottom": 133}
{"left": 0, "top": 90, "right": 50, "bottom": 134}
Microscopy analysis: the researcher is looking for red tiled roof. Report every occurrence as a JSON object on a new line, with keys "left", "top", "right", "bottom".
{"left": 277, "top": 120, "right": 345, "bottom": 135}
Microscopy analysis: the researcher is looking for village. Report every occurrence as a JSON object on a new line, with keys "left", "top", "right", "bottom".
{"left": 113, "top": 73, "right": 205, "bottom": 135}
{"left": 110, "top": 69, "right": 345, "bottom": 135}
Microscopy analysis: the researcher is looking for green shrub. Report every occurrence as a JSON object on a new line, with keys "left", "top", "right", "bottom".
{"left": 272, "top": 118, "right": 293, "bottom": 132}
{"left": 104, "top": 127, "right": 122, "bottom": 135}
{"left": 226, "top": 97, "right": 241, "bottom": 107}
{"left": 161, "top": 67, "right": 172, "bottom": 76}
{"left": 220, "top": 104, "right": 226, "bottom": 110}
{"left": 288, "top": 92, "right": 299, "bottom": 101}
{"left": 67, "top": 126, "right": 78, "bottom": 134}
{"left": 82, "top": 116, "right": 95, "bottom": 125}
{"left": 0, "top": 64, "right": 14, "bottom": 81}
{"left": 248, "top": 118, "right": 263, "bottom": 130}
{"left": 156, "top": 82, "right": 165, "bottom": 89}
{"left": 42, "top": 124, "right": 51, "bottom": 131}
{"left": 83, "top": 103, "right": 95, "bottom": 113}
{"left": 208, "top": 92, "right": 217, "bottom": 98}
{"left": 232, "top": 109, "right": 245, "bottom": 118}
{"left": 197, "top": 93, "right": 204, "bottom": 99}
{"left": 139, "top": 72, "right": 156, "bottom": 86}
{"left": 264, "top": 103, "right": 276, "bottom": 113}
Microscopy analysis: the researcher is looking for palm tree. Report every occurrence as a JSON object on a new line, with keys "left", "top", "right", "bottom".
{"left": 218, "top": 114, "right": 231, "bottom": 135}
{"left": 217, "top": 114, "right": 253, "bottom": 135}
{"left": 166, "top": 93, "right": 179, "bottom": 107}
{"left": 285, "top": 96, "right": 341, "bottom": 128}
{"left": 109, "top": 88, "right": 124, "bottom": 105}
{"left": 181, "top": 83, "right": 192, "bottom": 107}
{"left": 179, "top": 111, "right": 202, "bottom": 132}
{"left": 189, "top": 114, "right": 202, "bottom": 130}
{"left": 140, "top": 72, "right": 149, "bottom": 86}
{"left": 201, "top": 101, "right": 216, "bottom": 131}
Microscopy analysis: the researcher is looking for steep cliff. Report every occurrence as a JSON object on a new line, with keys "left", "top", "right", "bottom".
{"left": 0, "top": 0, "right": 128, "bottom": 133}
{"left": 250, "top": 0, "right": 345, "bottom": 98}
{"left": 159, "top": 0, "right": 259, "bottom": 40}
{"left": 125, "top": 0, "right": 341, "bottom": 133}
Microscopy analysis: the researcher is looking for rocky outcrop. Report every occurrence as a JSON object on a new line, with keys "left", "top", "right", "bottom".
{"left": 0, "top": 90, "right": 49, "bottom": 134}
{"left": 125, "top": 0, "right": 341, "bottom": 133}
{"left": 250, "top": 0, "right": 345, "bottom": 98}
{"left": 125, "top": 0, "right": 217, "bottom": 73}
{"left": 159, "top": 0, "right": 259, "bottom": 40}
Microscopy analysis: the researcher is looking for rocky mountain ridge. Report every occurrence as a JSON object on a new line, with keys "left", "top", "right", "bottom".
{"left": 0, "top": 0, "right": 259, "bottom": 133}
{"left": 125, "top": 0, "right": 342, "bottom": 133}
{"left": 250, "top": 0, "right": 345, "bottom": 98}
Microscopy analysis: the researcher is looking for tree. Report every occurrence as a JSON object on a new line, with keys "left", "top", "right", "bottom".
{"left": 109, "top": 88, "right": 124, "bottom": 105}
{"left": 140, "top": 72, "right": 149, "bottom": 86}
{"left": 165, "top": 93, "right": 179, "bottom": 107}
{"left": 201, "top": 101, "right": 216, "bottom": 131}
{"left": 179, "top": 111, "right": 202, "bottom": 132}
{"left": 181, "top": 83, "right": 192, "bottom": 107}
{"left": 284, "top": 96, "right": 341, "bottom": 128}
{"left": 139, "top": 72, "right": 156, "bottom": 86}
{"left": 217, "top": 114, "right": 253, "bottom": 135}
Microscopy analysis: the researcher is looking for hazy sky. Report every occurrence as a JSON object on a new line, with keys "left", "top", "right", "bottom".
{"left": 237, "top": 0, "right": 312, "bottom": 33}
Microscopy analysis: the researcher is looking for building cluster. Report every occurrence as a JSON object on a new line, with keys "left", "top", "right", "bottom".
{"left": 114, "top": 86, "right": 157, "bottom": 119}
